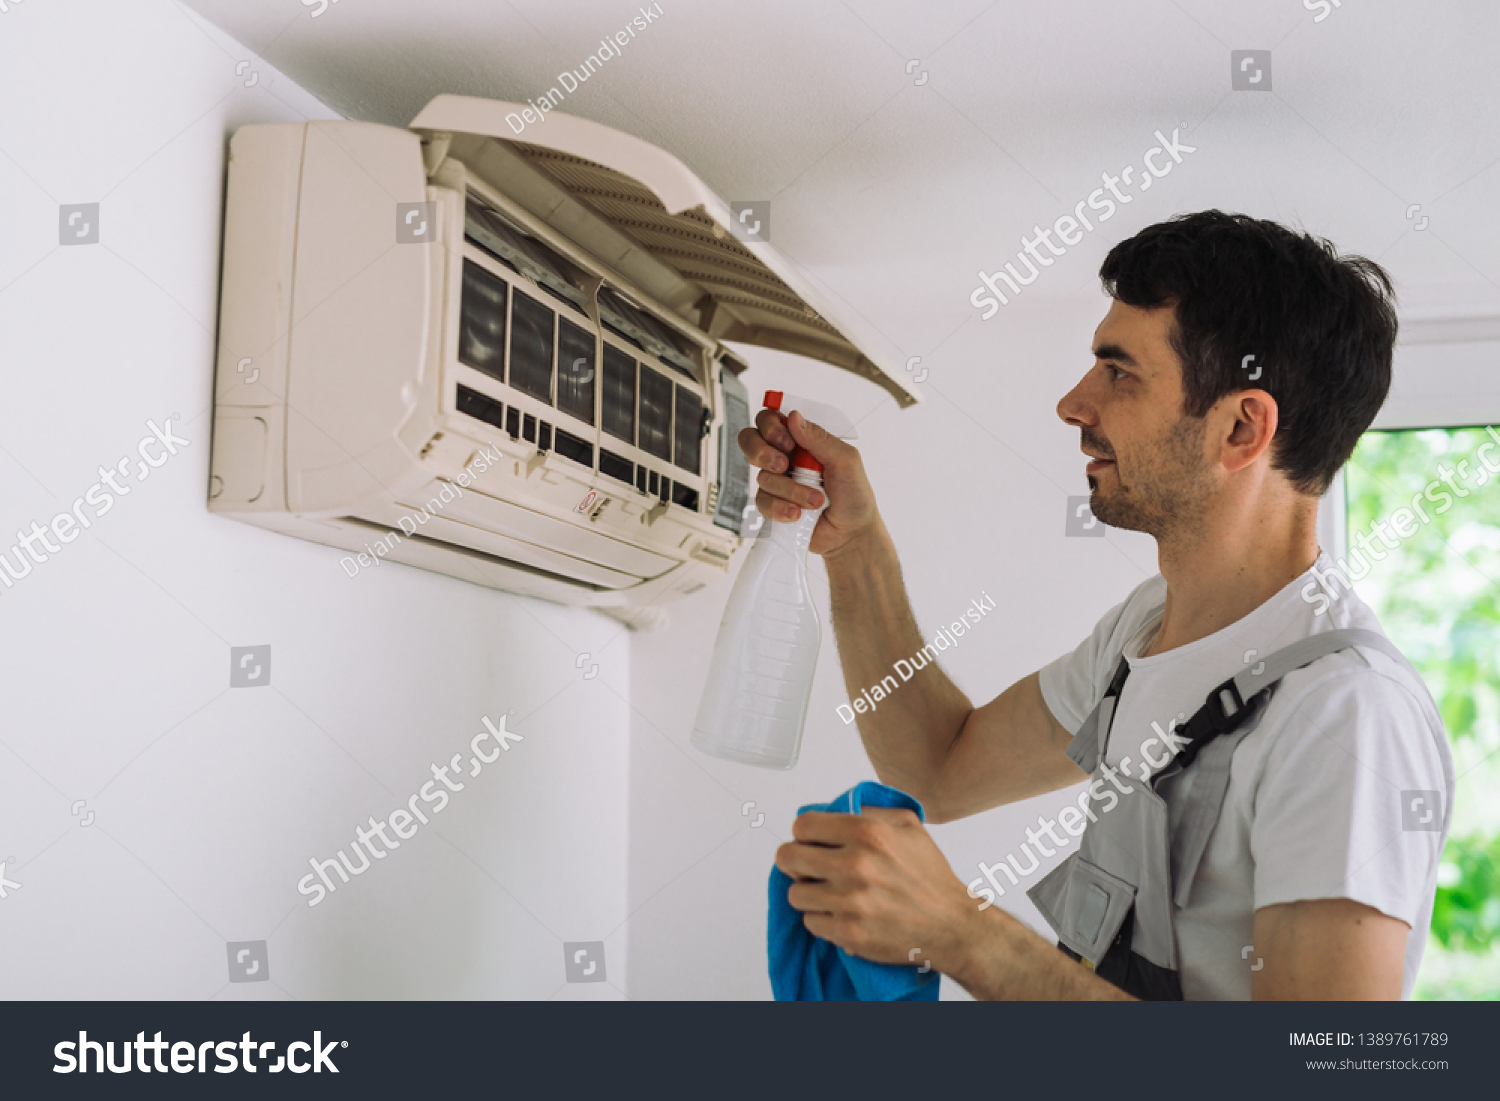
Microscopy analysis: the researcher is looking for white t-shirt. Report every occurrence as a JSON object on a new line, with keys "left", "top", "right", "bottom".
{"left": 1037, "top": 550, "right": 1453, "bottom": 1000}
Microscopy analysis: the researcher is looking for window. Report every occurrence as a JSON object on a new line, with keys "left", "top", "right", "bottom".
{"left": 1343, "top": 426, "right": 1500, "bottom": 999}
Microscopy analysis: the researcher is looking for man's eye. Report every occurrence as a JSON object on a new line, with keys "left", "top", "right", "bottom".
{"left": 1106, "top": 365, "right": 1128, "bottom": 381}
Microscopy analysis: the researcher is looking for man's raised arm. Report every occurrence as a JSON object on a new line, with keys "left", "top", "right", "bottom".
{"left": 741, "top": 409, "right": 1084, "bottom": 822}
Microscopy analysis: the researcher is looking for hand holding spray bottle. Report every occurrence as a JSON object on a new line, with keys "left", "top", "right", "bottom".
{"left": 692, "top": 391, "right": 857, "bottom": 769}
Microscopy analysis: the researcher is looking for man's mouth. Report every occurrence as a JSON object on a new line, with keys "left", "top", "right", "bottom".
{"left": 1084, "top": 453, "right": 1115, "bottom": 474}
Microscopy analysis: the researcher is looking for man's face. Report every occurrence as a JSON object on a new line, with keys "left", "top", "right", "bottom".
{"left": 1055, "top": 299, "right": 1217, "bottom": 539}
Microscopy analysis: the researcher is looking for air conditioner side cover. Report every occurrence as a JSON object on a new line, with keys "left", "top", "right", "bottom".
{"left": 285, "top": 122, "right": 434, "bottom": 513}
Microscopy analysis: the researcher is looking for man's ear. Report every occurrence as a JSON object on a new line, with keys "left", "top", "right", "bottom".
{"left": 1221, "top": 390, "right": 1279, "bottom": 474}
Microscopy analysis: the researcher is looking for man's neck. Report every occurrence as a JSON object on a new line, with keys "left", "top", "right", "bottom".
{"left": 1142, "top": 501, "right": 1321, "bottom": 658}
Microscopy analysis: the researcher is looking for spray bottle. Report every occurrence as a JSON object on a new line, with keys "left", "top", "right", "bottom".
{"left": 691, "top": 391, "right": 858, "bottom": 769}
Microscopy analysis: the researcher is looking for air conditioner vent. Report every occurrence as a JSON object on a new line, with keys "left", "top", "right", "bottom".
{"left": 456, "top": 384, "right": 506, "bottom": 432}
{"left": 340, "top": 517, "right": 611, "bottom": 592}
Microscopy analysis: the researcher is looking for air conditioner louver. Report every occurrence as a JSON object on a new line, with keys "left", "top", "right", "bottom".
{"left": 340, "top": 517, "right": 615, "bottom": 592}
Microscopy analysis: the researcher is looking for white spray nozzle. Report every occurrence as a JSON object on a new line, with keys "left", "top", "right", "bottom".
{"left": 763, "top": 391, "right": 858, "bottom": 440}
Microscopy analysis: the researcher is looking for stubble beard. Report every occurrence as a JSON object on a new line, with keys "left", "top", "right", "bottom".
{"left": 1088, "top": 414, "right": 1216, "bottom": 540}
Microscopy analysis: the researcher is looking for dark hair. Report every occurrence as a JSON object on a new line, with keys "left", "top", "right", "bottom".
{"left": 1098, "top": 210, "right": 1397, "bottom": 497}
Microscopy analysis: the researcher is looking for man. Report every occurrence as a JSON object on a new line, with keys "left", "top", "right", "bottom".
{"left": 753, "top": 211, "right": 1454, "bottom": 1000}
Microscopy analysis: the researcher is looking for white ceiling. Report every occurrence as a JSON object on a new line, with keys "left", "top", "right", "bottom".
{"left": 181, "top": 0, "right": 1500, "bottom": 417}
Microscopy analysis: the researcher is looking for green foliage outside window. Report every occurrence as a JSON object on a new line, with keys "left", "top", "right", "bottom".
{"left": 1343, "top": 426, "right": 1500, "bottom": 998}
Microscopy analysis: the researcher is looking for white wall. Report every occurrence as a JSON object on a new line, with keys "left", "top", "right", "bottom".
{"left": 0, "top": 1, "right": 630, "bottom": 1001}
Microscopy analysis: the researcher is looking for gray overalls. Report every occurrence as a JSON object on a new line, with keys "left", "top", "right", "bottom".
{"left": 1027, "top": 615, "right": 1438, "bottom": 1000}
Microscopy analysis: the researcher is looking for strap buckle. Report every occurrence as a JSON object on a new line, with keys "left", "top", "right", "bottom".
{"left": 1205, "top": 675, "right": 1247, "bottom": 734}
{"left": 1167, "top": 676, "right": 1262, "bottom": 774}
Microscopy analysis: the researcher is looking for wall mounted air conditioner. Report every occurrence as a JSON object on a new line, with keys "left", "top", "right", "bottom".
{"left": 208, "top": 94, "right": 917, "bottom": 628}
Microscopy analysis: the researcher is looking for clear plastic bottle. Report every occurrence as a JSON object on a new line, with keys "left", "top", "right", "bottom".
{"left": 692, "top": 391, "right": 852, "bottom": 769}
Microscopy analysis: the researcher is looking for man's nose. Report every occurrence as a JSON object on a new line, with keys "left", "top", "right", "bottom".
{"left": 1056, "top": 376, "right": 1095, "bottom": 428}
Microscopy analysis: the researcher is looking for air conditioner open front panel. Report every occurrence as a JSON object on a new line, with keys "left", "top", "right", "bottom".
{"left": 408, "top": 94, "right": 920, "bottom": 409}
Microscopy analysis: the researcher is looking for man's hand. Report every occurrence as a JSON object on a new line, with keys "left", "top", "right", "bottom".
{"left": 771, "top": 808, "right": 1410, "bottom": 1001}
{"left": 739, "top": 408, "right": 879, "bottom": 558}
{"left": 773, "top": 805, "right": 1133, "bottom": 1000}
{"left": 774, "top": 806, "right": 976, "bottom": 970}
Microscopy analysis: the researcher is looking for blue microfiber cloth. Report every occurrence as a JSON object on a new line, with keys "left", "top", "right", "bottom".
{"left": 768, "top": 781, "right": 941, "bottom": 1001}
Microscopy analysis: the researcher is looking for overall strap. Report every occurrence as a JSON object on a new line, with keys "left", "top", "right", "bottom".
{"left": 1041, "top": 619, "right": 1417, "bottom": 996}
{"left": 1165, "top": 628, "right": 1407, "bottom": 770}
{"left": 1065, "top": 653, "right": 1133, "bottom": 776}
{"left": 1162, "top": 627, "right": 1407, "bottom": 908}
